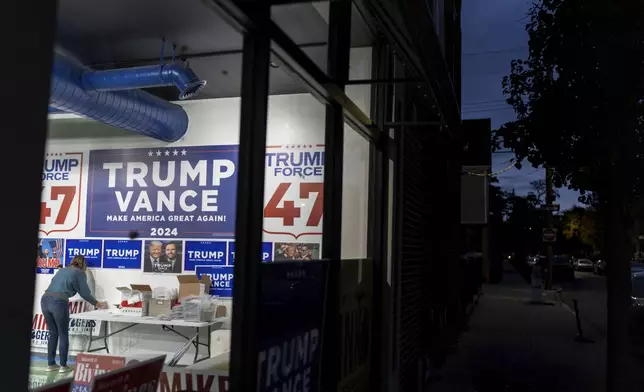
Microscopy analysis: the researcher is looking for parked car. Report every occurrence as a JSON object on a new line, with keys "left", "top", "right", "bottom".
{"left": 573, "top": 258, "right": 594, "bottom": 271}
{"left": 633, "top": 271, "right": 644, "bottom": 307}
{"left": 632, "top": 261, "right": 644, "bottom": 274}
{"left": 552, "top": 255, "right": 575, "bottom": 282}
{"left": 630, "top": 272, "right": 644, "bottom": 357}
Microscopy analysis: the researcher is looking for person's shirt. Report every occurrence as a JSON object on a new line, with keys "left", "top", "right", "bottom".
{"left": 45, "top": 266, "right": 98, "bottom": 305}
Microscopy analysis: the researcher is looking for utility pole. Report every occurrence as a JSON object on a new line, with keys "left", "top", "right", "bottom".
{"left": 545, "top": 167, "right": 554, "bottom": 289}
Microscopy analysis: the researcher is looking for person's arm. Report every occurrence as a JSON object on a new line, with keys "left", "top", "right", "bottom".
{"left": 73, "top": 271, "right": 98, "bottom": 306}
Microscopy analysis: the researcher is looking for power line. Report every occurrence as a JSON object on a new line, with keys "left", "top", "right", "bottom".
{"left": 463, "top": 46, "right": 528, "bottom": 57}
{"left": 462, "top": 107, "right": 516, "bottom": 114}
{"left": 463, "top": 99, "right": 507, "bottom": 106}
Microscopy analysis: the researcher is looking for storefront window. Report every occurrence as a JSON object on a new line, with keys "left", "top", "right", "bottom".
{"left": 262, "top": 57, "right": 326, "bottom": 261}
{"left": 341, "top": 128, "right": 371, "bottom": 259}
{"left": 32, "top": 2, "right": 242, "bottom": 388}
{"left": 272, "top": 1, "right": 329, "bottom": 75}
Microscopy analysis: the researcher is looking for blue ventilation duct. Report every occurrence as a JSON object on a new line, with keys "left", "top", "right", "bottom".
{"left": 49, "top": 51, "right": 207, "bottom": 142}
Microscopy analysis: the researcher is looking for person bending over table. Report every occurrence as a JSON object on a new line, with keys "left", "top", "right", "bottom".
{"left": 41, "top": 255, "right": 107, "bottom": 373}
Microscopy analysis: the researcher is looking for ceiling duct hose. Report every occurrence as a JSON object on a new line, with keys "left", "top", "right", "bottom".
{"left": 49, "top": 51, "right": 206, "bottom": 142}
{"left": 83, "top": 63, "right": 207, "bottom": 100}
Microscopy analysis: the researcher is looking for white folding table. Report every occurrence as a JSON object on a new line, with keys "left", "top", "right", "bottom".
{"left": 70, "top": 310, "right": 227, "bottom": 363}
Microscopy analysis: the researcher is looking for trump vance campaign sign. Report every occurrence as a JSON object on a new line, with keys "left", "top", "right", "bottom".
{"left": 85, "top": 146, "right": 238, "bottom": 239}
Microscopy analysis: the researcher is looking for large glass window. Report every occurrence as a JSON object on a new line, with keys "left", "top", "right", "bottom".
{"left": 33, "top": 1, "right": 243, "bottom": 387}
{"left": 262, "top": 56, "right": 326, "bottom": 261}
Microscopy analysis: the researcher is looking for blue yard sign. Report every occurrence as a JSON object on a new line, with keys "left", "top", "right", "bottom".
{"left": 196, "top": 266, "right": 234, "bottom": 297}
{"left": 228, "top": 241, "right": 273, "bottom": 265}
{"left": 256, "top": 261, "right": 328, "bottom": 392}
{"left": 102, "top": 240, "right": 142, "bottom": 269}
{"left": 184, "top": 241, "right": 227, "bottom": 270}
{"left": 65, "top": 239, "right": 103, "bottom": 268}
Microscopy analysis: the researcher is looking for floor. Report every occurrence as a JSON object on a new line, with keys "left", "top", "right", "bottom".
{"left": 28, "top": 353, "right": 75, "bottom": 390}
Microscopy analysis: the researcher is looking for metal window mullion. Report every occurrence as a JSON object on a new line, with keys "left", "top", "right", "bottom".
{"left": 368, "top": 40, "right": 394, "bottom": 392}
{"left": 206, "top": 0, "right": 380, "bottom": 141}
{"left": 8, "top": 2, "right": 57, "bottom": 391}
{"left": 228, "top": 4, "right": 271, "bottom": 392}
{"left": 321, "top": 0, "right": 352, "bottom": 391}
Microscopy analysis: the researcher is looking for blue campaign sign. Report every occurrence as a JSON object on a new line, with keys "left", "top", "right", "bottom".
{"left": 196, "top": 266, "right": 234, "bottom": 297}
{"left": 228, "top": 242, "right": 272, "bottom": 265}
{"left": 103, "top": 240, "right": 142, "bottom": 269}
{"left": 257, "top": 261, "right": 328, "bottom": 392}
{"left": 65, "top": 239, "right": 102, "bottom": 268}
{"left": 184, "top": 241, "right": 227, "bottom": 271}
{"left": 85, "top": 145, "right": 238, "bottom": 239}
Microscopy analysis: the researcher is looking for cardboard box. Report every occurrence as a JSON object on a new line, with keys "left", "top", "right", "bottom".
{"left": 148, "top": 298, "right": 173, "bottom": 317}
{"left": 115, "top": 284, "right": 152, "bottom": 316}
{"left": 177, "top": 275, "right": 211, "bottom": 300}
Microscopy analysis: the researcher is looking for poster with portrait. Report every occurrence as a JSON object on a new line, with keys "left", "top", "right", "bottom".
{"left": 143, "top": 240, "right": 183, "bottom": 274}
{"left": 37, "top": 238, "right": 65, "bottom": 274}
{"left": 273, "top": 242, "right": 320, "bottom": 261}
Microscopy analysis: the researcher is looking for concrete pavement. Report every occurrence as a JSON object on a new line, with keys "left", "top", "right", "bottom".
{"left": 429, "top": 268, "right": 606, "bottom": 392}
{"left": 560, "top": 271, "right": 607, "bottom": 341}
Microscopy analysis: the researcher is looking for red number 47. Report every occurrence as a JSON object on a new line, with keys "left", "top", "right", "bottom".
{"left": 40, "top": 186, "right": 76, "bottom": 225}
{"left": 264, "top": 182, "right": 323, "bottom": 227}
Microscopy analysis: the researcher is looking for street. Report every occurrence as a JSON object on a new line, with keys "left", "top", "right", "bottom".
{"left": 561, "top": 271, "right": 607, "bottom": 341}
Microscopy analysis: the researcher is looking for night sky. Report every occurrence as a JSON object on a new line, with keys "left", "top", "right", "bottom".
{"left": 461, "top": 0, "right": 580, "bottom": 210}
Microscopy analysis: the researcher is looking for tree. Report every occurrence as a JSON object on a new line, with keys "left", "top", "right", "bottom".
{"left": 499, "top": 0, "right": 644, "bottom": 389}
{"left": 529, "top": 179, "right": 558, "bottom": 205}
{"left": 561, "top": 207, "right": 599, "bottom": 253}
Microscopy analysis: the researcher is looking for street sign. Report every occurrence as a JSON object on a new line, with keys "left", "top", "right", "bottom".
{"left": 539, "top": 204, "right": 560, "bottom": 212}
{"left": 542, "top": 228, "right": 557, "bottom": 242}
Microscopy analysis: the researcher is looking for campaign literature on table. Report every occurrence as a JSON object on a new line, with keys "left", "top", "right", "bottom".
{"left": 103, "top": 240, "right": 142, "bottom": 269}
{"left": 196, "top": 266, "right": 234, "bottom": 297}
{"left": 229, "top": 241, "right": 273, "bottom": 264}
{"left": 85, "top": 146, "right": 238, "bottom": 239}
{"left": 185, "top": 241, "right": 227, "bottom": 270}
{"left": 65, "top": 239, "right": 102, "bottom": 268}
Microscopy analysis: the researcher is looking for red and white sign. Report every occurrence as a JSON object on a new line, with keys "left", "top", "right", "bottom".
{"left": 158, "top": 368, "right": 229, "bottom": 392}
{"left": 263, "top": 145, "right": 324, "bottom": 240}
{"left": 32, "top": 299, "right": 102, "bottom": 348}
{"left": 72, "top": 353, "right": 127, "bottom": 392}
{"left": 92, "top": 355, "right": 165, "bottom": 392}
{"left": 39, "top": 152, "right": 84, "bottom": 235}
{"left": 542, "top": 228, "right": 557, "bottom": 243}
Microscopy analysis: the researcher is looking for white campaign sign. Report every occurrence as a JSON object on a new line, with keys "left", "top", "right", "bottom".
{"left": 39, "top": 152, "right": 84, "bottom": 235}
{"left": 32, "top": 299, "right": 102, "bottom": 348}
{"left": 262, "top": 145, "right": 324, "bottom": 240}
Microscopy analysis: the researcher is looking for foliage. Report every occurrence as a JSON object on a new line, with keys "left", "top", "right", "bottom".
{"left": 529, "top": 179, "right": 559, "bottom": 204}
{"left": 498, "top": 0, "right": 644, "bottom": 204}
{"left": 498, "top": 2, "right": 644, "bottom": 387}
{"left": 561, "top": 207, "right": 599, "bottom": 251}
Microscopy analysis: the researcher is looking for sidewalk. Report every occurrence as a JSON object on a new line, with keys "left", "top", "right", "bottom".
{"left": 429, "top": 270, "right": 606, "bottom": 392}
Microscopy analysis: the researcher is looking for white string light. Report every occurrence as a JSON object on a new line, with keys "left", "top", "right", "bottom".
{"left": 463, "top": 159, "right": 517, "bottom": 177}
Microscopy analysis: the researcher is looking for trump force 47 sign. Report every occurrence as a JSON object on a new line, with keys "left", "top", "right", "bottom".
{"left": 40, "top": 152, "right": 84, "bottom": 236}
{"left": 263, "top": 145, "right": 324, "bottom": 240}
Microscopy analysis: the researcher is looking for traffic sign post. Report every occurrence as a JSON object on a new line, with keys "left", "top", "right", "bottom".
{"left": 542, "top": 228, "right": 557, "bottom": 243}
